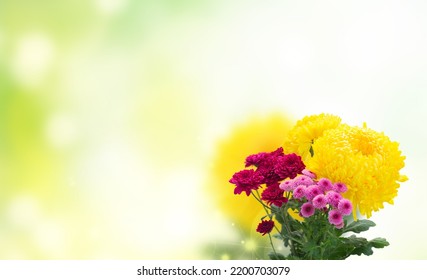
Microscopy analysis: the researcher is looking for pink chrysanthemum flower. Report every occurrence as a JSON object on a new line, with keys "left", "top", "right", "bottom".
{"left": 293, "top": 175, "right": 314, "bottom": 186}
{"left": 293, "top": 185, "right": 306, "bottom": 199}
{"left": 305, "top": 185, "right": 322, "bottom": 200}
{"left": 338, "top": 198, "right": 353, "bottom": 216}
{"left": 333, "top": 182, "right": 348, "bottom": 193}
{"left": 301, "top": 202, "right": 315, "bottom": 217}
{"left": 335, "top": 222, "right": 345, "bottom": 229}
{"left": 302, "top": 169, "right": 316, "bottom": 179}
{"left": 279, "top": 179, "right": 295, "bottom": 192}
{"left": 328, "top": 209, "right": 343, "bottom": 226}
{"left": 312, "top": 194, "right": 327, "bottom": 209}
{"left": 317, "top": 178, "right": 334, "bottom": 192}
{"left": 326, "top": 191, "right": 342, "bottom": 208}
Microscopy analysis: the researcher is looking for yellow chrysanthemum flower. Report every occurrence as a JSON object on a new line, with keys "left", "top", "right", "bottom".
{"left": 306, "top": 123, "right": 407, "bottom": 218}
{"left": 283, "top": 113, "right": 342, "bottom": 162}
{"left": 207, "top": 113, "right": 294, "bottom": 230}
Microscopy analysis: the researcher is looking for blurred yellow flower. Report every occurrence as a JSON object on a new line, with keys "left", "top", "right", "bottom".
{"left": 305, "top": 123, "right": 407, "bottom": 218}
{"left": 207, "top": 113, "right": 294, "bottom": 230}
{"left": 283, "top": 113, "right": 341, "bottom": 162}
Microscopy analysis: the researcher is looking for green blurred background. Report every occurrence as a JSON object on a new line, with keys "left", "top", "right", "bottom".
{"left": 0, "top": 0, "right": 426, "bottom": 259}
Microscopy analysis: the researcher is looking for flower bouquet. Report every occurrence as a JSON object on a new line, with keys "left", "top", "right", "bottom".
{"left": 229, "top": 114, "right": 407, "bottom": 260}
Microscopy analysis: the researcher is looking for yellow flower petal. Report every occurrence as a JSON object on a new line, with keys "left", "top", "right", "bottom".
{"left": 283, "top": 113, "right": 341, "bottom": 162}
{"left": 306, "top": 123, "right": 406, "bottom": 218}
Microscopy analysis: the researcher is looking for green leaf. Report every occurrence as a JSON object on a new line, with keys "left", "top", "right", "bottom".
{"left": 325, "top": 242, "right": 354, "bottom": 260}
{"left": 345, "top": 235, "right": 369, "bottom": 247}
{"left": 319, "top": 233, "right": 351, "bottom": 260}
{"left": 347, "top": 236, "right": 389, "bottom": 256}
{"left": 343, "top": 220, "right": 376, "bottom": 234}
{"left": 352, "top": 244, "right": 374, "bottom": 256}
{"left": 268, "top": 252, "right": 286, "bottom": 260}
{"left": 369, "top": 238, "right": 390, "bottom": 248}
{"left": 260, "top": 214, "right": 269, "bottom": 220}
{"left": 301, "top": 240, "right": 319, "bottom": 259}
{"left": 272, "top": 233, "right": 284, "bottom": 240}
{"left": 284, "top": 255, "right": 301, "bottom": 260}
{"left": 271, "top": 205, "right": 285, "bottom": 224}
{"left": 286, "top": 200, "right": 300, "bottom": 209}
{"left": 274, "top": 214, "right": 285, "bottom": 224}
{"left": 289, "top": 218, "right": 304, "bottom": 228}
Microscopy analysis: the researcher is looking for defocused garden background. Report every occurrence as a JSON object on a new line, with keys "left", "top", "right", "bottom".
{"left": 0, "top": 0, "right": 426, "bottom": 259}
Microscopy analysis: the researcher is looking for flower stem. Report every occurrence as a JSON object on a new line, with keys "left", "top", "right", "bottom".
{"left": 252, "top": 190, "right": 302, "bottom": 258}
{"left": 252, "top": 190, "right": 271, "bottom": 211}
{"left": 267, "top": 232, "right": 278, "bottom": 257}
{"left": 252, "top": 190, "right": 280, "bottom": 255}
{"left": 280, "top": 205, "right": 299, "bottom": 256}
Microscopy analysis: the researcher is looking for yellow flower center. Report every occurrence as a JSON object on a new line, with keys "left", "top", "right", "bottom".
{"left": 350, "top": 132, "right": 377, "bottom": 156}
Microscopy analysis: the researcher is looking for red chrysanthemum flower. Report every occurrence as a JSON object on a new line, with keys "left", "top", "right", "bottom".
{"left": 274, "top": 153, "right": 305, "bottom": 179}
{"left": 250, "top": 148, "right": 305, "bottom": 184}
{"left": 229, "top": 169, "right": 264, "bottom": 196}
{"left": 256, "top": 220, "right": 275, "bottom": 236}
{"left": 254, "top": 148, "right": 284, "bottom": 184}
{"left": 245, "top": 152, "right": 268, "bottom": 167}
{"left": 261, "top": 183, "right": 288, "bottom": 207}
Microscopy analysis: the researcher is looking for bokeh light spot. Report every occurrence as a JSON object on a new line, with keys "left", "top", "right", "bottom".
{"left": 244, "top": 239, "right": 257, "bottom": 251}
{"left": 11, "top": 32, "right": 55, "bottom": 87}
{"left": 45, "top": 114, "right": 78, "bottom": 149}
{"left": 94, "top": 0, "right": 128, "bottom": 15}
{"left": 7, "top": 195, "right": 42, "bottom": 229}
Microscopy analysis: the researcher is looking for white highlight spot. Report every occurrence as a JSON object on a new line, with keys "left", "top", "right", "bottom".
{"left": 45, "top": 114, "right": 78, "bottom": 149}
{"left": 11, "top": 32, "right": 55, "bottom": 87}
{"left": 34, "top": 220, "right": 67, "bottom": 257}
{"left": 94, "top": 0, "right": 128, "bottom": 15}
{"left": 7, "top": 195, "right": 42, "bottom": 229}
